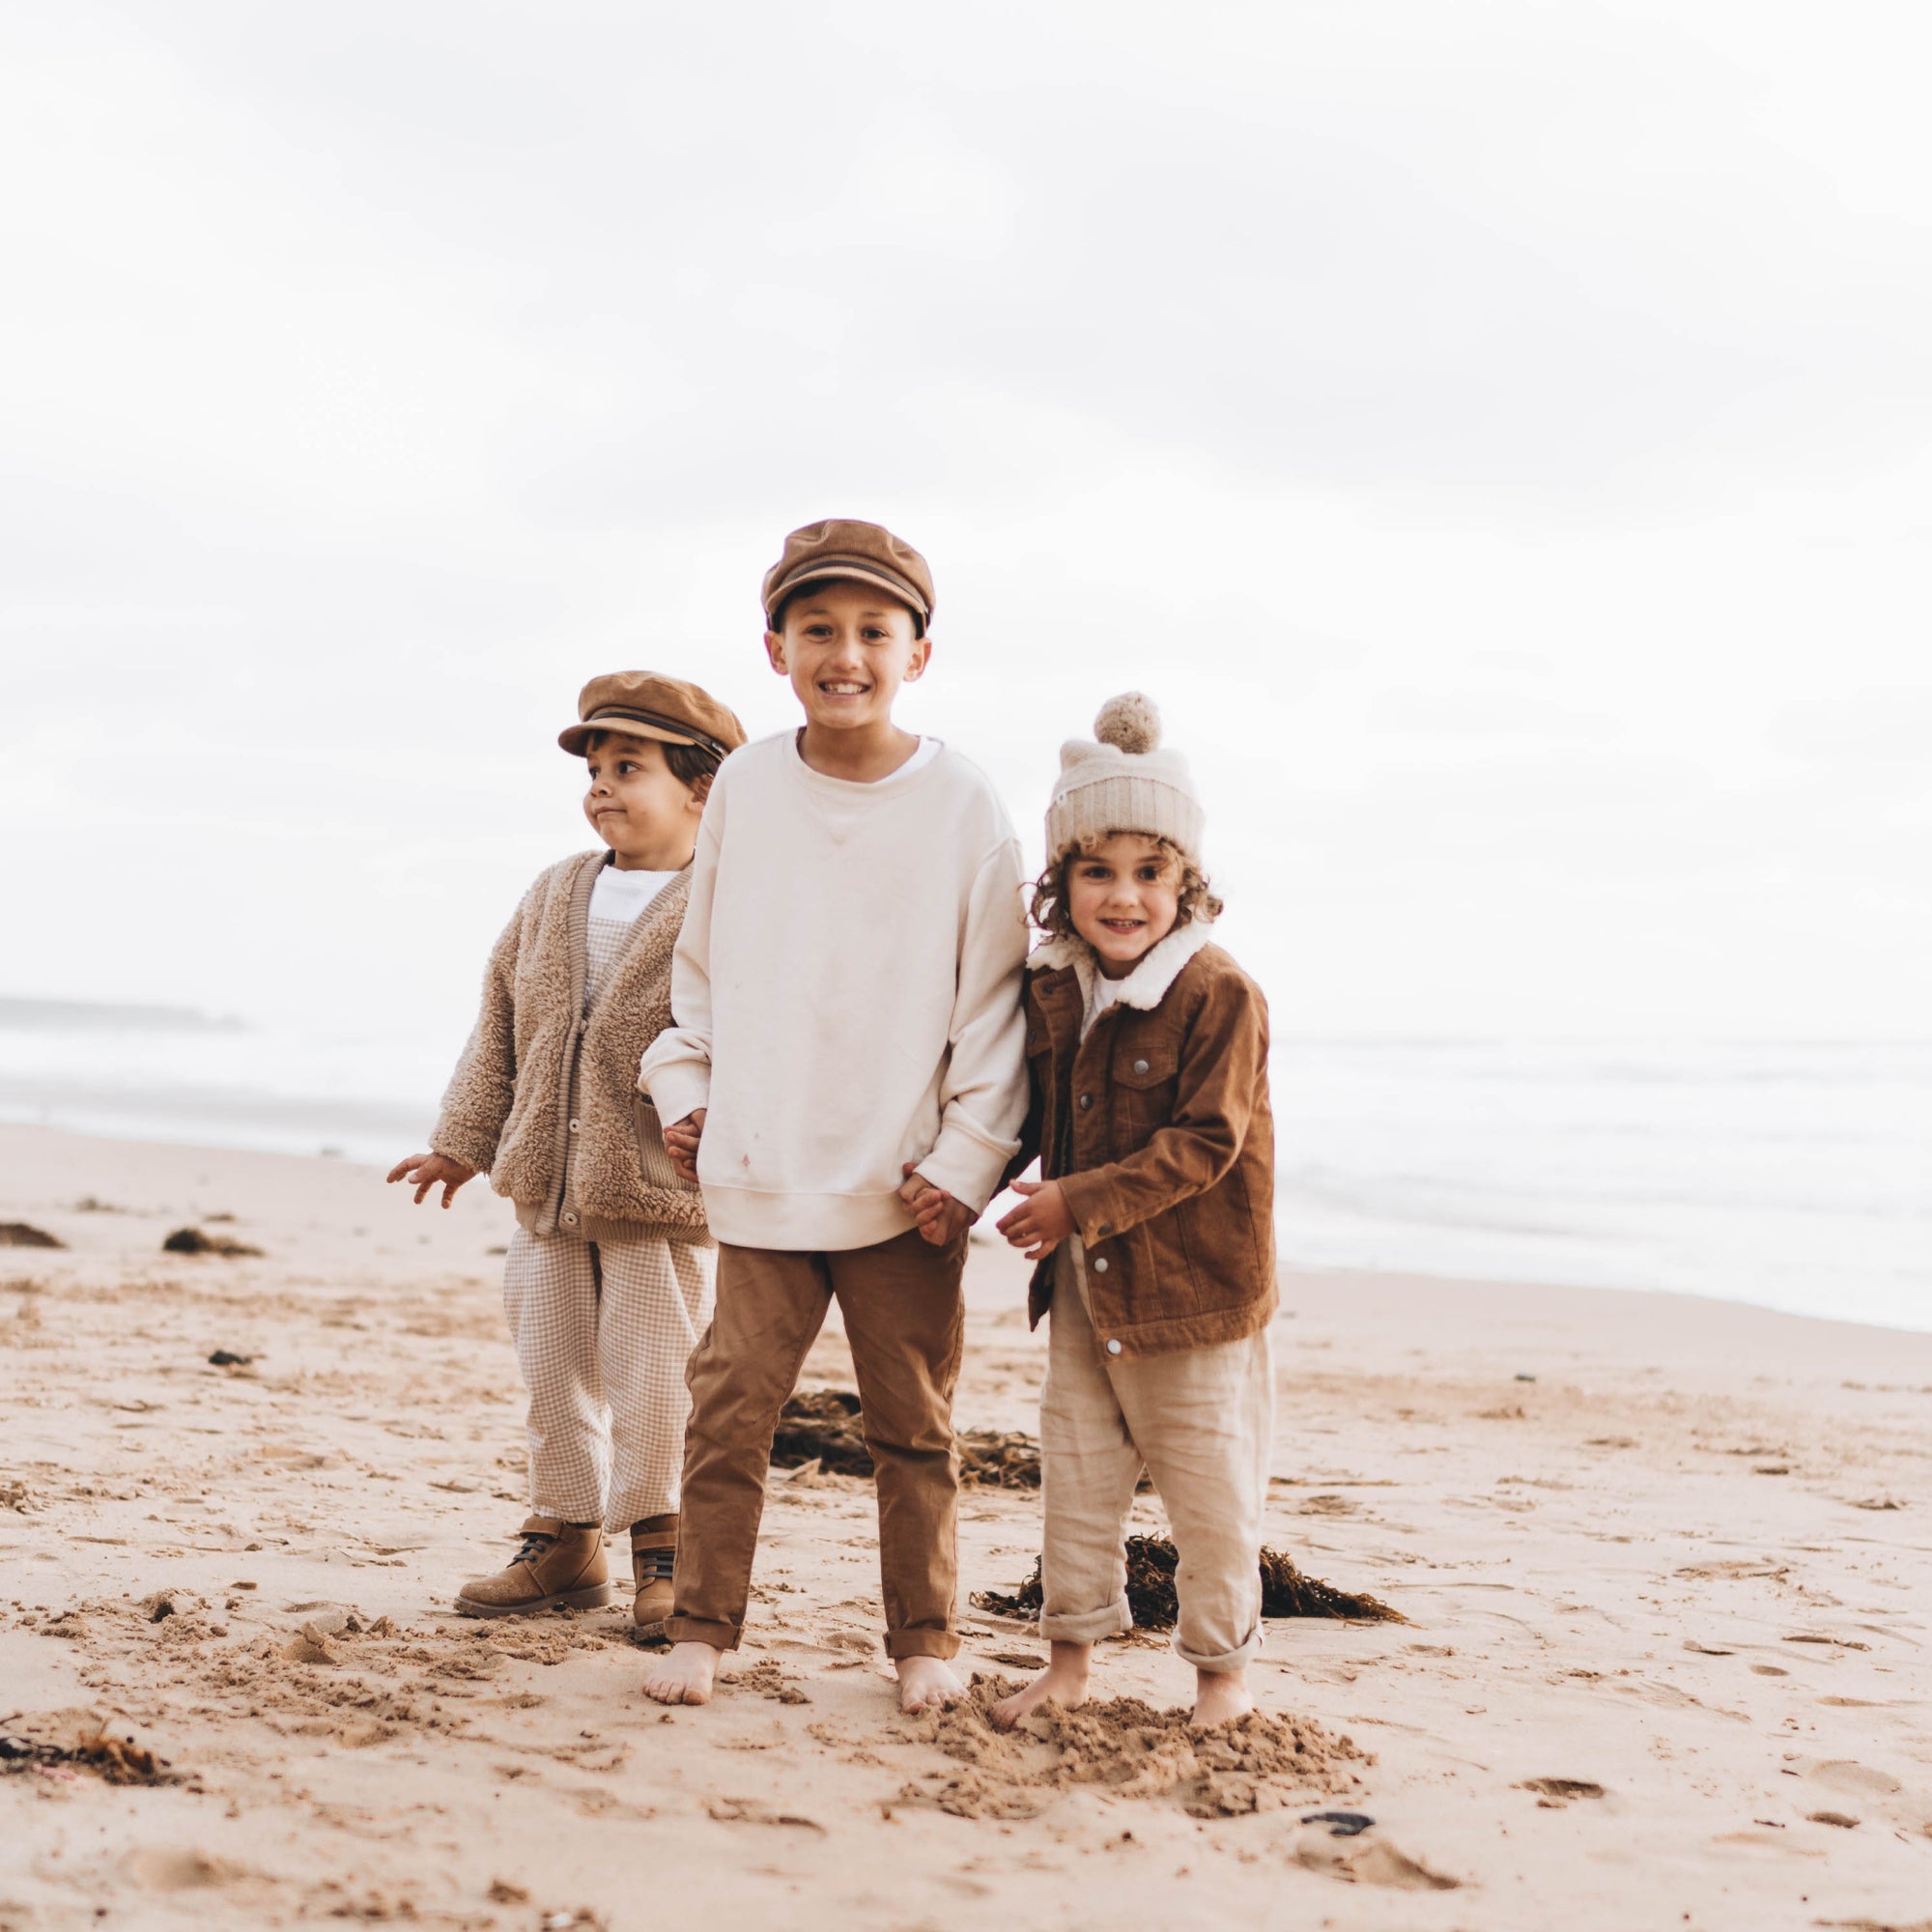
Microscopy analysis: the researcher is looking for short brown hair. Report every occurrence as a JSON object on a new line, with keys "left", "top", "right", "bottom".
{"left": 771, "top": 574, "right": 923, "bottom": 638}
{"left": 582, "top": 728, "right": 721, "bottom": 795}
{"left": 1028, "top": 836, "right": 1223, "bottom": 940}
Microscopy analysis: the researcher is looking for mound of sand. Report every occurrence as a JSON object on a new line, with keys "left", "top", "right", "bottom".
{"left": 897, "top": 1676, "right": 1370, "bottom": 1819}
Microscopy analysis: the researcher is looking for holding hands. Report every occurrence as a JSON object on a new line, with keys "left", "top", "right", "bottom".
{"left": 898, "top": 1164, "right": 976, "bottom": 1247}
{"left": 664, "top": 1107, "right": 706, "bottom": 1182}
{"left": 996, "top": 1179, "right": 1073, "bottom": 1260}
{"left": 386, "top": 1151, "right": 479, "bottom": 1208}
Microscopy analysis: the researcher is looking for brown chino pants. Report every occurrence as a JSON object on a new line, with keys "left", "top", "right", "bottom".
{"left": 665, "top": 1227, "right": 969, "bottom": 1661}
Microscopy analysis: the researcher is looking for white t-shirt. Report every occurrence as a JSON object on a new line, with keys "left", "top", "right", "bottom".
{"left": 589, "top": 865, "right": 679, "bottom": 924}
{"left": 1082, "top": 972, "right": 1125, "bottom": 1041}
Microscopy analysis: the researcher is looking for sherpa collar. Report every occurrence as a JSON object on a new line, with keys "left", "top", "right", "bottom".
{"left": 1029, "top": 921, "right": 1213, "bottom": 1014}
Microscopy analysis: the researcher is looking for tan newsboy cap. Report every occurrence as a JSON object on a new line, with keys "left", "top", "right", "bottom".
{"left": 558, "top": 670, "right": 748, "bottom": 760}
{"left": 761, "top": 518, "right": 935, "bottom": 635}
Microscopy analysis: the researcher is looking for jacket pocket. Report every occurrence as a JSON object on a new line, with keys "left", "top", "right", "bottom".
{"left": 1114, "top": 1036, "right": 1179, "bottom": 1089}
{"left": 634, "top": 1094, "right": 696, "bottom": 1194}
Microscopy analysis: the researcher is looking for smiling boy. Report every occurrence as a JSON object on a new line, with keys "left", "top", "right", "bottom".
{"left": 637, "top": 519, "right": 1030, "bottom": 1712}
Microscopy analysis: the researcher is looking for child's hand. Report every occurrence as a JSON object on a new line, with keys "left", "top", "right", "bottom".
{"left": 996, "top": 1179, "right": 1073, "bottom": 1260}
{"left": 899, "top": 1165, "right": 974, "bottom": 1247}
{"left": 386, "top": 1151, "right": 478, "bottom": 1208}
{"left": 664, "top": 1108, "right": 706, "bottom": 1182}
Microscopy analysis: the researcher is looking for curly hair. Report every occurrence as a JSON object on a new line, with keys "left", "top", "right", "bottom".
{"left": 1029, "top": 836, "right": 1223, "bottom": 940}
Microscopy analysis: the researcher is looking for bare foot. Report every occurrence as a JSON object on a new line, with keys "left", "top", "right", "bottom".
{"left": 895, "top": 1654, "right": 965, "bottom": 1713}
{"left": 1190, "top": 1665, "right": 1254, "bottom": 1730}
{"left": 641, "top": 1640, "right": 719, "bottom": 1706}
{"left": 991, "top": 1639, "right": 1092, "bottom": 1730}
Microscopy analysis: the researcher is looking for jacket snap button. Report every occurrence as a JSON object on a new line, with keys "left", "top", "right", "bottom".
{"left": 1133, "top": 1058, "right": 1150, "bottom": 1074}
{"left": 1078, "top": 1094, "right": 1093, "bottom": 1110}
{"left": 1092, "top": 1256, "right": 1109, "bottom": 1274}
{"left": 1105, "top": 1339, "right": 1122, "bottom": 1355}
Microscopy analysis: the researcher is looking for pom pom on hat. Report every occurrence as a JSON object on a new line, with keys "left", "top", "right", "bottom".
{"left": 1094, "top": 692, "right": 1160, "bottom": 756}
{"left": 1045, "top": 690, "right": 1205, "bottom": 868}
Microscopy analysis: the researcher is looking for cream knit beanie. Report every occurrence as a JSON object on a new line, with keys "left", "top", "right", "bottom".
{"left": 1045, "top": 694, "right": 1206, "bottom": 867}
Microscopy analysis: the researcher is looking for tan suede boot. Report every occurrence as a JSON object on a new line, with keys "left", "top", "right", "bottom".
{"left": 630, "top": 1514, "right": 677, "bottom": 1631}
{"left": 455, "top": 1516, "right": 615, "bottom": 1618}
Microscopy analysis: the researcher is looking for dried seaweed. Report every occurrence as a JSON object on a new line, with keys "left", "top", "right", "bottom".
{"left": 771, "top": 1388, "right": 1042, "bottom": 1489}
{"left": 161, "top": 1226, "right": 264, "bottom": 1258}
{"left": 974, "top": 1535, "right": 1406, "bottom": 1627}
{"left": 0, "top": 1223, "right": 64, "bottom": 1249}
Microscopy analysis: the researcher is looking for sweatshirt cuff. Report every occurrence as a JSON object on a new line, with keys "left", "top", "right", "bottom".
{"left": 639, "top": 1056, "right": 711, "bottom": 1128}
{"left": 916, "top": 1119, "right": 1022, "bottom": 1217}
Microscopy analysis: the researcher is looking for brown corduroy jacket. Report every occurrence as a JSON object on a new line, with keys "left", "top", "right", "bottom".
{"left": 1018, "top": 925, "right": 1277, "bottom": 1358}
{"left": 431, "top": 851, "right": 709, "bottom": 1244}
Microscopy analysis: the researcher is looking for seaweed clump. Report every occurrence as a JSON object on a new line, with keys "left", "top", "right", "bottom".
{"left": 161, "top": 1226, "right": 264, "bottom": 1258}
{"left": 771, "top": 1388, "right": 1041, "bottom": 1490}
{"left": 973, "top": 1535, "right": 1406, "bottom": 1627}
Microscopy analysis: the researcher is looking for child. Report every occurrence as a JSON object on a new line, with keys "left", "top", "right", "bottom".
{"left": 637, "top": 518, "right": 1030, "bottom": 1713}
{"left": 387, "top": 671, "right": 746, "bottom": 1627}
{"left": 991, "top": 694, "right": 1277, "bottom": 1731}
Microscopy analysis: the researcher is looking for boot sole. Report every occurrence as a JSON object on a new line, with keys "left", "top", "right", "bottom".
{"left": 453, "top": 1580, "right": 620, "bottom": 1619}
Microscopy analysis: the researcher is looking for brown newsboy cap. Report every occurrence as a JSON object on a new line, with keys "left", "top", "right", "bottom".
{"left": 558, "top": 671, "right": 748, "bottom": 761}
{"left": 761, "top": 518, "right": 935, "bottom": 636}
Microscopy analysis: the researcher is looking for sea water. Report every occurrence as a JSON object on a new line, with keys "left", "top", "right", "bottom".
{"left": 3, "top": 1017, "right": 1927, "bottom": 1332}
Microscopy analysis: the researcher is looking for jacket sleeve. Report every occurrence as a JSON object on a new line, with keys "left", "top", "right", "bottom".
{"left": 913, "top": 837, "right": 1031, "bottom": 1214}
{"left": 1057, "top": 970, "right": 1267, "bottom": 1245}
{"left": 429, "top": 900, "right": 527, "bottom": 1174}
{"left": 636, "top": 803, "right": 720, "bottom": 1125}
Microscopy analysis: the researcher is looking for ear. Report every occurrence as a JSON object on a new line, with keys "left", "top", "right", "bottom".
{"left": 763, "top": 629, "right": 786, "bottom": 674}
{"left": 904, "top": 631, "right": 933, "bottom": 683}
{"left": 686, "top": 770, "right": 714, "bottom": 811}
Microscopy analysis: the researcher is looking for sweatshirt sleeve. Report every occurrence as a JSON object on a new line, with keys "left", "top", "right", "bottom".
{"left": 636, "top": 801, "right": 720, "bottom": 1125}
{"left": 429, "top": 902, "right": 526, "bottom": 1175}
{"left": 913, "top": 836, "right": 1031, "bottom": 1214}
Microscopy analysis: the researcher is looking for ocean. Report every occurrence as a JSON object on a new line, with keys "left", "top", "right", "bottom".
{"left": 3, "top": 1006, "right": 1927, "bottom": 1333}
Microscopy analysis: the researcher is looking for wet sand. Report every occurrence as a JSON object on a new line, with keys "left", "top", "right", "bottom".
{"left": 3, "top": 1122, "right": 1930, "bottom": 1930}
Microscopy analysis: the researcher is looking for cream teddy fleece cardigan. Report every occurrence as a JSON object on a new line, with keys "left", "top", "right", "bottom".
{"left": 432, "top": 851, "right": 708, "bottom": 1242}
{"left": 639, "top": 731, "right": 1030, "bottom": 1251}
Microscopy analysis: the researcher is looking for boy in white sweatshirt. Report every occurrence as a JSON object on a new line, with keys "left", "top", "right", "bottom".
{"left": 638, "top": 518, "right": 1029, "bottom": 1712}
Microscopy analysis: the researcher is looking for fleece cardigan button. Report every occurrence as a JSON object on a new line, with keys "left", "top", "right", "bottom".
{"left": 1092, "top": 1256, "right": 1109, "bottom": 1273}
{"left": 1105, "top": 1339, "right": 1122, "bottom": 1354}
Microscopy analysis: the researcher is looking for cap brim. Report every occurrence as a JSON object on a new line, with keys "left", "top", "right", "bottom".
{"left": 558, "top": 717, "right": 700, "bottom": 756}
{"left": 765, "top": 563, "right": 929, "bottom": 623}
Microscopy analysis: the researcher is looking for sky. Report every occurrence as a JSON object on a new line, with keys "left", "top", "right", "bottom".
{"left": 2, "top": 0, "right": 1928, "bottom": 1065}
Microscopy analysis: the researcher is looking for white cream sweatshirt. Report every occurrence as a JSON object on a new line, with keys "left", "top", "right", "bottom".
{"left": 638, "top": 730, "right": 1030, "bottom": 1252}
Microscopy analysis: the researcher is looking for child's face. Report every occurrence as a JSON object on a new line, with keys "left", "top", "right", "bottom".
{"left": 1066, "top": 833, "right": 1181, "bottom": 978}
{"left": 764, "top": 581, "right": 929, "bottom": 736}
{"left": 582, "top": 734, "right": 703, "bottom": 867}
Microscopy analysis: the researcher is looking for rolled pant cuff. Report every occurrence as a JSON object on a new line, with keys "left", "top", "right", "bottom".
{"left": 1038, "top": 1597, "right": 1134, "bottom": 1645}
{"left": 884, "top": 1629, "right": 961, "bottom": 1662}
{"left": 1174, "top": 1625, "right": 1263, "bottom": 1673}
{"left": 662, "top": 1615, "right": 739, "bottom": 1652}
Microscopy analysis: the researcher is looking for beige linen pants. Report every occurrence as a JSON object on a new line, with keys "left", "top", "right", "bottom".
{"left": 1038, "top": 1239, "right": 1274, "bottom": 1672}
{"left": 502, "top": 1226, "right": 715, "bottom": 1534}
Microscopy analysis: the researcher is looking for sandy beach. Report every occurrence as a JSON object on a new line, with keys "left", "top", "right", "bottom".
{"left": 3, "top": 1121, "right": 1930, "bottom": 1931}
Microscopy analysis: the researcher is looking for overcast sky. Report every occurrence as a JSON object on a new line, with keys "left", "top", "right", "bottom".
{"left": 3, "top": 0, "right": 1928, "bottom": 1056}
